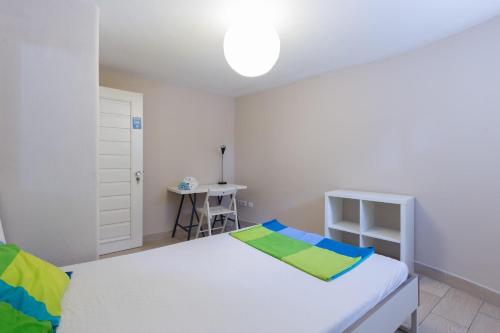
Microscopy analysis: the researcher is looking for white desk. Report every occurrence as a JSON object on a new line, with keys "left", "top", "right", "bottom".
{"left": 167, "top": 183, "right": 247, "bottom": 195}
{"left": 167, "top": 183, "right": 247, "bottom": 240}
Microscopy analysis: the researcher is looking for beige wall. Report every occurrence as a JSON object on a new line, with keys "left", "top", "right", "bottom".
{"left": 235, "top": 17, "right": 500, "bottom": 292}
{"left": 0, "top": 0, "right": 99, "bottom": 265}
{"left": 100, "top": 69, "right": 235, "bottom": 236}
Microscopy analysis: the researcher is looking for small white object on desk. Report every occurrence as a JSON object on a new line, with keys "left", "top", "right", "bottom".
{"left": 178, "top": 176, "right": 199, "bottom": 191}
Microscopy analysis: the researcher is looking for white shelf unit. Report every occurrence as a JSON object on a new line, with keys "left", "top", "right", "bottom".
{"left": 325, "top": 190, "right": 415, "bottom": 272}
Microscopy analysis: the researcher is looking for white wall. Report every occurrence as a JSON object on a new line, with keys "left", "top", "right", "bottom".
{"left": 100, "top": 68, "right": 235, "bottom": 236}
{"left": 0, "top": 0, "right": 99, "bottom": 265}
{"left": 235, "top": 17, "right": 500, "bottom": 293}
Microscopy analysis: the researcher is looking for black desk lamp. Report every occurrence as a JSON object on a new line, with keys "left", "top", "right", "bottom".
{"left": 218, "top": 145, "right": 227, "bottom": 185}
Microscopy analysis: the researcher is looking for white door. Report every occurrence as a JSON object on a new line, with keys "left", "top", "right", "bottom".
{"left": 98, "top": 87, "right": 143, "bottom": 255}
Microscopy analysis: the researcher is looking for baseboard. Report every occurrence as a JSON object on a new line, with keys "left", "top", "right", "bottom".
{"left": 143, "top": 231, "right": 171, "bottom": 242}
{"left": 415, "top": 261, "right": 500, "bottom": 307}
{"left": 143, "top": 220, "right": 257, "bottom": 242}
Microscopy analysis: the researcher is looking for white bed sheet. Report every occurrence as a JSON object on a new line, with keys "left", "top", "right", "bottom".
{"left": 59, "top": 233, "right": 408, "bottom": 333}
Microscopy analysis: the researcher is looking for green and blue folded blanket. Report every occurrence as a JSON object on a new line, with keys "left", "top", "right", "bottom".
{"left": 231, "top": 220, "right": 374, "bottom": 281}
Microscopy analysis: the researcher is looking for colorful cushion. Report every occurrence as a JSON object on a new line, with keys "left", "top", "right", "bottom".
{"left": 0, "top": 244, "right": 70, "bottom": 332}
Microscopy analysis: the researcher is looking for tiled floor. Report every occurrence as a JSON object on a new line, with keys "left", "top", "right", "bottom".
{"left": 101, "top": 230, "right": 500, "bottom": 333}
{"left": 398, "top": 275, "right": 500, "bottom": 333}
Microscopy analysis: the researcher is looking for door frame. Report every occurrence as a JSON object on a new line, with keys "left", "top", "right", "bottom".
{"left": 98, "top": 87, "right": 143, "bottom": 255}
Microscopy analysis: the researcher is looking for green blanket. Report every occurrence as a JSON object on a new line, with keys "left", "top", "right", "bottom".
{"left": 231, "top": 220, "right": 374, "bottom": 281}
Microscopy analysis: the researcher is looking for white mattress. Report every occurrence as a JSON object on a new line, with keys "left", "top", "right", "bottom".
{"left": 59, "top": 233, "right": 408, "bottom": 333}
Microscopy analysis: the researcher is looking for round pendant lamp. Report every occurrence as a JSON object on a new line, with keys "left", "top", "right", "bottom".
{"left": 223, "top": 20, "right": 280, "bottom": 77}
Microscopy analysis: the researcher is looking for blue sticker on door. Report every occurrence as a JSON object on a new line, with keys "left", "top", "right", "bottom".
{"left": 132, "top": 117, "right": 142, "bottom": 129}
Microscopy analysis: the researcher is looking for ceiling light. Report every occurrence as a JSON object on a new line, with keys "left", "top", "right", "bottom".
{"left": 223, "top": 19, "right": 280, "bottom": 77}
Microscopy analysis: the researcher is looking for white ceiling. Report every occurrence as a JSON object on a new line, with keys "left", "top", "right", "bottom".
{"left": 95, "top": 0, "right": 500, "bottom": 96}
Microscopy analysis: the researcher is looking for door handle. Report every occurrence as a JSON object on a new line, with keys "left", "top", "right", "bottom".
{"left": 135, "top": 171, "right": 142, "bottom": 183}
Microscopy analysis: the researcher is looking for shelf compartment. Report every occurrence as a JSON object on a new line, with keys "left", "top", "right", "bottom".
{"left": 332, "top": 229, "right": 360, "bottom": 246}
{"left": 361, "top": 235, "right": 401, "bottom": 260}
{"left": 325, "top": 189, "right": 414, "bottom": 272}
{"left": 330, "top": 220, "right": 360, "bottom": 234}
{"left": 363, "top": 226, "right": 400, "bottom": 243}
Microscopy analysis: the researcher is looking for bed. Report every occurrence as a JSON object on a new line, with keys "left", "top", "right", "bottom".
{"left": 59, "top": 232, "right": 417, "bottom": 333}
{"left": 0, "top": 219, "right": 418, "bottom": 332}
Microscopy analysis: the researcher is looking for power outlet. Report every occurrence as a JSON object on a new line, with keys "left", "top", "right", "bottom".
{"left": 248, "top": 201, "right": 254, "bottom": 208}
{"left": 237, "top": 200, "right": 248, "bottom": 207}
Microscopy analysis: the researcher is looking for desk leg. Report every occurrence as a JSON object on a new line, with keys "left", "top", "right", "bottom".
{"left": 188, "top": 194, "right": 200, "bottom": 223}
{"left": 171, "top": 194, "right": 185, "bottom": 238}
{"left": 187, "top": 193, "right": 197, "bottom": 240}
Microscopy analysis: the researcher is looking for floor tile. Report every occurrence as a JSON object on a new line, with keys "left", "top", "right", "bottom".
{"left": 420, "top": 276, "right": 450, "bottom": 298}
{"left": 480, "top": 303, "right": 500, "bottom": 320}
{"left": 469, "top": 313, "right": 500, "bottom": 333}
{"left": 405, "top": 290, "right": 441, "bottom": 326}
{"left": 419, "top": 313, "right": 467, "bottom": 333}
{"left": 432, "top": 288, "right": 482, "bottom": 328}
{"left": 419, "top": 291, "right": 441, "bottom": 323}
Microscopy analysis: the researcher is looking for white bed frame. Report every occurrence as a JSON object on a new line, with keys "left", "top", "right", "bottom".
{"left": 347, "top": 274, "right": 418, "bottom": 333}
{"left": 0, "top": 218, "right": 417, "bottom": 332}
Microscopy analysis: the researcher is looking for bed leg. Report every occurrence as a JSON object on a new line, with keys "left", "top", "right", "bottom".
{"left": 410, "top": 309, "right": 418, "bottom": 333}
